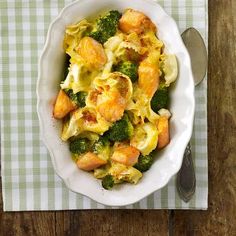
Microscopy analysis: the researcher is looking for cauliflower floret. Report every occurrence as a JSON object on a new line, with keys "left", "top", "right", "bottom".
{"left": 104, "top": 34, "right": 124, "bottom": 51}
{"left": 61, "top": 108, "right": 111, "bottom": 141}
{"left": 131, "top": 122, "right": 158, "bottom": 155}
{"left": 158, "top": 108, "right": 171, "bottom": 119}
{"left": 108, "top": 162, "right": 142, "bottom": 184}
{"left": 61, "top": 61, "right": 99, "bottom": 94}
{"left": 162, "top": 54, "right": 178, "bottom": 86}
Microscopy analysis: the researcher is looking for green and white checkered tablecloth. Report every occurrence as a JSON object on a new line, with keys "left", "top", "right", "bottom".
{"left": 0, "top": 0, "right": 208, "bottom": 211}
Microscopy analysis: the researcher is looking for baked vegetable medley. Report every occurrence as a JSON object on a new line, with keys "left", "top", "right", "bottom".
{"left": 53, "top": 9, "right": 178, "bottom": 190}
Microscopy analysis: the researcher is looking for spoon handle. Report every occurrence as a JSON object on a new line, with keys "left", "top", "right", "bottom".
{"left": 176, "top": 143, "right": 196, "bottom": 202}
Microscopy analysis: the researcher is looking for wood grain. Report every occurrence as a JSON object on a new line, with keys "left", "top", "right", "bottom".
{"left": 55, "top": 210, "right": 169, "bottom": 236}
{"left": 173, "top": 0, "right": 236, "bottom": 235}
{"left": 0, "top": 0, "right": 236, "bottom": 235}
{"left": 0, "top": 177, "right": 56, "bottom": 236}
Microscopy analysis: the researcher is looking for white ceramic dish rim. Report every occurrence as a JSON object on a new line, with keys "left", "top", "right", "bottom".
{"left": 37, "top": 0, "right": 195, "bottom": 206}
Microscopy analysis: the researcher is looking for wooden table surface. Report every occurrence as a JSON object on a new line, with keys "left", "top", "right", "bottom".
{"left": 0, "top": 1, "right": 236, "bottom": 235}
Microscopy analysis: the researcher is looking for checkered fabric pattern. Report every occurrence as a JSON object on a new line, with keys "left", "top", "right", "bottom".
{"left": 0, "top": 0, "right": 208, "bottom": 211}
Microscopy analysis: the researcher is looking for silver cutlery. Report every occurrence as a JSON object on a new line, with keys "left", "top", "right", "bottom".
{"left": 176, "top": 27, "right": 208, "bottom": 202}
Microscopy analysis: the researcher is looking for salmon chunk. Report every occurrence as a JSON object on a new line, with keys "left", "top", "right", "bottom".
{"left": 53, "top": 89, "right": 76, "bottom": 119}
{"left": 111, "top": 145, "right": 140, "bottom": 166}
{"left": 138, "top": 60, "right": 160, "bottom": 98}
{"left": 119, "top": 9, "right": 156, "bottom": 34}
{"left": 157, "top": 117, "right": 170, "bottom": 149}
{"left": 78, "top": 36, "right": 107, "bottom": 70}
{"left": 77, "top": 152, "right": 107, "bottom": 171}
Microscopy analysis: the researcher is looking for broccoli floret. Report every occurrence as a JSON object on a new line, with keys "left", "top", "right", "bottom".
{"left": 89, "top": 31, "right": 102, "bottom": 42}
{"left": 64, "top": 89, "right": 87, "bottom": 108}
{"left": 151, "top": 84, "right": 169, "bottom": 113}
{"left": 134, "top": 154, "right": 154, "bottom": 172}
{"left": 69, "top": 138, "right": 90, "bottom": 154}
{"left": 92, "top": 136, "right": 111, "bottom": 161}
{"left": 107, "top": 114, "right": 134, "bottom": 142}
{"left": 114, "top": 61, "right": 138, "bottom": 82}
{"left": 102, "top": 174, "right": 114, "bottom": 190}
{"left": 62, "top": 54, "right": 70, "bottom": 81}
{"left": 89, "top": 10, "right": 122, "bottom": 44}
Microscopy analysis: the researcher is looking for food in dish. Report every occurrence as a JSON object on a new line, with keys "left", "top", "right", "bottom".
{"left": 53, "top": 9, "right": 178, "bottom": 190}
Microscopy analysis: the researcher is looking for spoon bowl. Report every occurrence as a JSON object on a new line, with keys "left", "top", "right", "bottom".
{"left": 181, "top": 27, "right": 208, "bottom": 85}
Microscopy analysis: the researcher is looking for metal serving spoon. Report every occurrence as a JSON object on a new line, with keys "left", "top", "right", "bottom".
{"left": 176, "top": 28, "right": 208, "bottom": 202}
